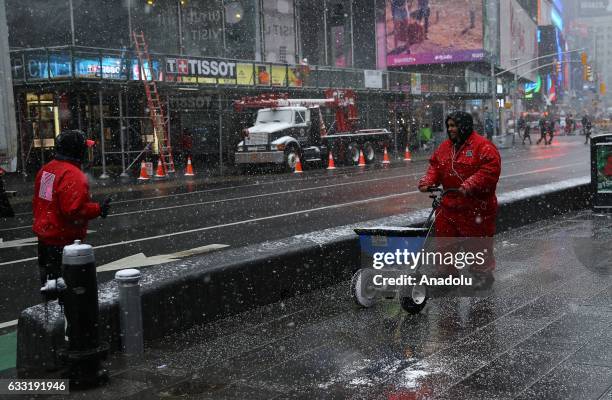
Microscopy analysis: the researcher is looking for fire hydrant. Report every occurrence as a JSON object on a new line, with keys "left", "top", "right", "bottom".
{"left": 45, "top": 240, "right": 109, "bottom": 388}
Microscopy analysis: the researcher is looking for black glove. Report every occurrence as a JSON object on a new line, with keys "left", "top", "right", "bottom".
{"left": 100, "top": 197, "right": 111, "bottom": 219}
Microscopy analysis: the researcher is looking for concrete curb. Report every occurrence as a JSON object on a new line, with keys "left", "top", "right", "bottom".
{"left": 16, "top": 177, "right": 592, "bottom": 377}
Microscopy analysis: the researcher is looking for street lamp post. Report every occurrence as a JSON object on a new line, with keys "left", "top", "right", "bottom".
{"left": 511, "top": 57, "right": 520, "bottom": 145}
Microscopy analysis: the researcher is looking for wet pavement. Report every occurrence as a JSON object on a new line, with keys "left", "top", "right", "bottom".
{"left": 0, "top": 137, "right": 590, "bottom": 324}
{"left": 52, "top": 209, "right": 612, "bottom": 400}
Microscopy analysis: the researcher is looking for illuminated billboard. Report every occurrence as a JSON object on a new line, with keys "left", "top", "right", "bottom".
{"left": 500, "top": 0, "right": 538, "bottom": 82}
{"left": 385, "top": 0, "right": 484, "bottom": 66}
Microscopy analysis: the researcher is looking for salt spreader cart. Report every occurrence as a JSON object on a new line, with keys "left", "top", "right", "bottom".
{"left": 351, "top": 188, "right": 462, "bottom": 314}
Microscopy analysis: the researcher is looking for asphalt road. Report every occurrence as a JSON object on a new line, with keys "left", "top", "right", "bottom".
{"left": 0, "top": 136, "right": 590, "bottom": 326}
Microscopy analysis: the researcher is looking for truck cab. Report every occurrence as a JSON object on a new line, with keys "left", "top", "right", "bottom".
{"left": 235, "top": 106, "right": 323, "bottom": 170}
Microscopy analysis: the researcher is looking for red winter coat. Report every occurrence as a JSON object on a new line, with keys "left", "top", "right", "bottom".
{"left": 419, "top": 132, "right": 501, "bottom": 236}
{"left": 33, "top": 159, "right": 100, "bottom": 246}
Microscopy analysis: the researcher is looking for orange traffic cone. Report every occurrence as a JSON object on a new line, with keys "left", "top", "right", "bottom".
{"left": 404, "top": 146, "right": 412, "bottom": 162}
{"left": 327, "top": 151, "right": 336, "bottom": 170}
{"left": 382, "top": 146, "right": 391, "bottom": 164}
{"left": 154, "top": 159, "right": 166, "bottom": 178}
{"left": 294, "top": 156, "right": 303, "bottom": 173}
{"left": 358, "top": 150, "right": 366, "bottom": 167}
{"left": 137, "top": 160, "right": 150, "bottom": 181}
{"left": 184, "top": 156, "right": 195, "bottom": 176}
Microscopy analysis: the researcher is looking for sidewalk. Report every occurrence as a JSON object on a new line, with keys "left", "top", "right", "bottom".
{"left": 52, "top": 209, "right": 612, "bottom": 399}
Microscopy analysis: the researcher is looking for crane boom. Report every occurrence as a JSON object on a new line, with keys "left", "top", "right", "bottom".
{"left": 234, "top": 88, "right": 358, "bottom": 133}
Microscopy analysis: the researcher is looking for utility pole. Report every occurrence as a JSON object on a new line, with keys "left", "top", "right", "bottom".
{"left": 488, "top": 0, "right": 498, "bottom": 137}
{"left": 511, "top": 58, "right": 520, "bottom": 145}
{"left": 490, "top": 53, "right": 497, "bottom": 137}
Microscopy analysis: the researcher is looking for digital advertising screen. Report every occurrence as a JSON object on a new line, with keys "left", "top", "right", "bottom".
{"left": 385, "top": 0, "right": 485, "bottom": 66}
{"left": 75, "top": 57, "right": 128, "bottom": 80}
{"left": 596, "top": 144, "right": 612, "bottom": 194}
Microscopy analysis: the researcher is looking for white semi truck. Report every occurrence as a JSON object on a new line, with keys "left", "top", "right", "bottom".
{"left": 234, "top": 89, "right": 391, "bottom": 171}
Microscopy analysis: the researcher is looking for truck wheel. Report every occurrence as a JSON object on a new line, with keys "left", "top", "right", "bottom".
{"left": 347, "top": 142, "right": 360, "bottom": 165}
{"left": 284, "top": 147, "right": 300, "bottom": 171}
{"left": 363, "top": 142, "right": 375, "bottom": 163}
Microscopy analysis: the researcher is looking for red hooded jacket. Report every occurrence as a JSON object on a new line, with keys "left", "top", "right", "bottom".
{"left": 419, "top": 132, "right": 501, "bottom": 231}
{"left": 33, "top": 159, "right": 100, "bottom": 246}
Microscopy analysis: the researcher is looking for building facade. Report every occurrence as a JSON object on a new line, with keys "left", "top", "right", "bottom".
{"left": 5, "top": 0, "right": 496, "bottom": 175}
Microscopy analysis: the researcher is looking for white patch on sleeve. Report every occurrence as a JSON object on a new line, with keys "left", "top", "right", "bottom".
{"left": 38, "top": 171, "right": 56, "bottom": 201}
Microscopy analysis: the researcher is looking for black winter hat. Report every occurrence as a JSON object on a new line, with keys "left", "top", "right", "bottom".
{"left": 446, "top": 111, "right": 474, "bottom": 145}
{"left": 55, "top": 130, "right": 94, "bottom": 163}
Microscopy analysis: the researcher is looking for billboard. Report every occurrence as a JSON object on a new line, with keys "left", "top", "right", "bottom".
{"left": 500, "top": 0, "right": 538, "bottom": 82}
{"left": 596, "top": 144, "right": 612, "bottom": 194}
{"left": 385, "top": 0, "right": 484, "bottom": 66}
{"left": 538, "top": 0, "right": 552, "bottom": 25}
{"left": 578, "top": 0, "right": 612, "bottom": 17}
{"left": 263, "top": 0, "right": 296, "bottom": 64}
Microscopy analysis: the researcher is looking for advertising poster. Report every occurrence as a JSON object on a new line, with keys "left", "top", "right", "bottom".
{"left": 271, "top": 65, "right": 287, "bottom": 86}
{"left": 263, "top": 0, "right": 296, "bottom": 64}
{"left": 75, "top": 57, "right": 128, "bottom": 80}
{"left": 385, "top": 0, "right": 484, "bottom": 66}
{"left": 179, "top": 0, "right": 225, "bottom": 57}
{"left": 131, "top": 59, "right": 162, "bottom": 81}
{"left": 25, "top": 53, "right": 72, "bottom": 80}
{"left": 364, "top": 70, "right": 383, "bottom": 89}
{"left": 579, "top": 0, "right": 612, "bottom": 17}
{"left": 256, "top": 65, "right": 271, "bottom": 86}
{"left": 596, "top": 145, "right": 612, "bottom": 193}
{"left": 237, "top": 63, "right": 255, "bottom": 85}
{"left": 500, "top": 0, "right": 537, "bottom": 82}
{"left": 288, "top": 66, "right": 303, "bottom": 87}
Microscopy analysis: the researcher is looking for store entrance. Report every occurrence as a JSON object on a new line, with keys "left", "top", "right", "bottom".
{"left": 24, "top": 93, "right": 59, "bottom": 169}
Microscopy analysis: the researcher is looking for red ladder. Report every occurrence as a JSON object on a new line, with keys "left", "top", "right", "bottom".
{"left": 132, "top": 31, "right": 175, "bottom": 174}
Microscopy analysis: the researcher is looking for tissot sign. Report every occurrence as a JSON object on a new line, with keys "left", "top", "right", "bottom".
{"left": 166, "top": 58, "right": 237, "bottom": 79}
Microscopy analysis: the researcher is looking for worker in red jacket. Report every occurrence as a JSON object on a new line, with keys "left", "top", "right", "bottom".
{"left": 33, "top": 130, "right": 111, "bottom": 286}
{"left": 418, "top": 111, "right": 501, "bottom": 277}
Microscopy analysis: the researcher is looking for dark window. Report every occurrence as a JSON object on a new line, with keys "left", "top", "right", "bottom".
{"left": 7, "top": 0, "right": 71, "bottom": 48}
{"left": 72, "top": 0, "right": 129, "bottom": 48}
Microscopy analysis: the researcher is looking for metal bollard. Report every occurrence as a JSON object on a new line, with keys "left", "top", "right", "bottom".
{"left": 115, "top": 269, "right": 144, "bottom": 355}
{"left": 59, "top": 240, "right": 109, "bottom": 388}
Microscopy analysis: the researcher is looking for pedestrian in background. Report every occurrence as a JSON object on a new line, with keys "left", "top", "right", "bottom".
{"left": 0, "top": 169, "right": 14, "bottom": 218}
{"left": 582, "top": 114, "right": 592, "bottom": 144}
{"left": 546, "top": 115, "right": 555, "bottom": 145}
{"left": 33, "top": 130, "right": 111, "bottom": 288}
{"left": 537, "top": 115, "right": 547, "bottom": 145}
{"left": 484, "top": 116, "right": 494, "bottom": 141}
{"left": 517, "top": 115, "right": 526, "bottom": 139}
{"left": 522, "top": 122, "right": 532, "bottom": 145}
{"left": 566, "top": 114, "right": 574, "bottom": 135}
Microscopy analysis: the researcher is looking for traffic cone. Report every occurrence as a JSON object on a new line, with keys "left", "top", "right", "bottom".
{"left": 326, "top": 151, "right": 336, "bottom": 170}
{"left": 184, "top": 156, "right": 195, "bottom": 176}
{"left": 294, "top": 156, "right": 303, "bottom": 174}
{"left": 137, "top": 160, "right": 150, "bottom": 181}
{"left": 154, "top": 159, "right": 166, "bottom": 178}
{"left": 404, "top": 146, "right": 412, "bottom": 162}
{"left": 382, "top": 146, "right": 391, "bottom": 164}
{"left": 358, "top": 150, "right": 366, "bottom": 167}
